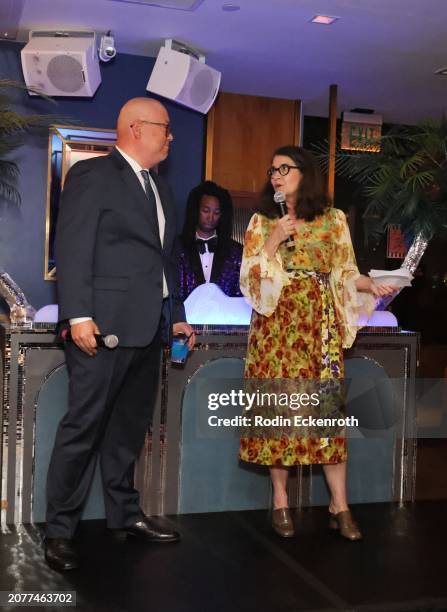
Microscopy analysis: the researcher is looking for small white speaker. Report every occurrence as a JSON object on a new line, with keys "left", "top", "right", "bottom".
{"left": 21, "top": 32, "right": 101, "bottom": 97}
{"left": 146, "top": 43, "right": 221, "bottom": 114}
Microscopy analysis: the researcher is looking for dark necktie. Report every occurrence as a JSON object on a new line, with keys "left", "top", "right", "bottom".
{"left": 140, "top": 169, "right": 159, "bottom": 230}
{"left": 196, "top": 236, "right": 218, "bottom": 254}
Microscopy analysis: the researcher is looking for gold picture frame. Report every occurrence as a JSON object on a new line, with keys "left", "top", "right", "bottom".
{"left": 44, "top": 125, "right": 117, "bottom": 280}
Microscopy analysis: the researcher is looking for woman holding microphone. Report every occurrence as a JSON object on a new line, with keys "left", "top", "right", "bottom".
{"left": 239, "top": 145, "right": 396, "bottom": 540}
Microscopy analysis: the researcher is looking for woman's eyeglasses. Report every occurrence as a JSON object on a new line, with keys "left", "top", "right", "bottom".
{"left": 267, "top": 164, "right": 300, "bottom": 178}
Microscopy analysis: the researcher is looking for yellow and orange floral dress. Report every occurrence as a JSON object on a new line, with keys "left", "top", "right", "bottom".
{"left": 239, "top": 207, "right": 375, "bottom": 466}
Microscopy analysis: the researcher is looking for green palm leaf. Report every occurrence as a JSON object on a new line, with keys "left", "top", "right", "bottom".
{"left": 312, "top": 117, "right": 447, "bottom": 240}
{"left": 0, "top": 80, "right": 65, "bottom": 209}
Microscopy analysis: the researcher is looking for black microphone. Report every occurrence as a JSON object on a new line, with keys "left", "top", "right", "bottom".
{"left": 273, "top": 191, "right": 294, "bottom": 251}
{"left": 61, "top": 329, "right": 119, "bottom": 349}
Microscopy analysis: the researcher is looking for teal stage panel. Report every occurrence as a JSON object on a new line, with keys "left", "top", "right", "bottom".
{"left": 33, "top": 365, "right": 105, "bottom": 522}
{"left": 179, "top": 357, "right": 271, "bottom": 513}
{"left": 178, "top": 356, "right": 397, "bottom": 513}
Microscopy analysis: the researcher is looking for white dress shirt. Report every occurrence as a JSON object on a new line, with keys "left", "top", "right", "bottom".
{"left": 70, "top": 147, "right": 168, "bottom": 326}
{"left": 196, "top": 232, "right": 216, "bottom": 283}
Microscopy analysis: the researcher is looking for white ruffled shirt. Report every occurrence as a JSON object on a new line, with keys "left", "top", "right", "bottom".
{"left": 196, "top": 232, "right": 217, "bottom": 283}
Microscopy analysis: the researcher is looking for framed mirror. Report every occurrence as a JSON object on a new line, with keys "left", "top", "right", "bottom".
{"left": 45, "top": 125, "right": 117, "bottom": 280}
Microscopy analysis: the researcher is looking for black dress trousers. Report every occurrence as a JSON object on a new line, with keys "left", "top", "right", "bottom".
{"left": 45, "top": 330, "right": 162, "bottom": 538}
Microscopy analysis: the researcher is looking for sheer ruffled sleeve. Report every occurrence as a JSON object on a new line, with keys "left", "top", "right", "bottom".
{"left": 240, "top": 213, "right": 290, "bottom": 316}
{"left": 329, "top": 209, "right": 376, "bottom": 348}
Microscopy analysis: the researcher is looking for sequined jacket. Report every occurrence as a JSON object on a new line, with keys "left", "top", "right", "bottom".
{"left": 178, "top": 237, "right": 243, "bottom": 300}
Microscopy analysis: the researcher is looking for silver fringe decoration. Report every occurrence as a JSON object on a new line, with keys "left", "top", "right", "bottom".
{"left": 376, "top": 233, "right": 429, "bottom": 310}
{"left": 0, "top": 271, "right": 36, "bottom": 326}
{"left": 401, "top": 233, "right": 429, "bottom": 275}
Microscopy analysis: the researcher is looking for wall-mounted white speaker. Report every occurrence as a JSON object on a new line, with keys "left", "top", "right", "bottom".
{"left": 146, "top": 44, "right": 221, "bottom": 114}
{"left": 21, "top": 31, "right": 101, "bottom": 97}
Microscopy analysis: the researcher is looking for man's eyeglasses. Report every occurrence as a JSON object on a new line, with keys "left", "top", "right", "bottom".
{"left": 131, "top": 119, "right": 172, "bottom": 137}
{"left": 267, "top": 164, "right": 300, "bottom": 178}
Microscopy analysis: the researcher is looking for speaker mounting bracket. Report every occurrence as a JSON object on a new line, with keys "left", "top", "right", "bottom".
{"left": 164, "top": 38, "right": 205, "bottom": 63}
{"left": 29, "top": 29, "right": 96, "bottom": 41}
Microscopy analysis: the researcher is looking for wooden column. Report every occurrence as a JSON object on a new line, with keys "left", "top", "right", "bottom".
{"left": 293, "top": 99, "right": 303, "bottom": 146}
{"left": 205, "top": 103, "right": 215, "bottom": 180}
{"left": 328, "top": 84, "right": 338, "bottom": 204}
{"left": 348, "top": 204, "right": 356, "bottom": 241}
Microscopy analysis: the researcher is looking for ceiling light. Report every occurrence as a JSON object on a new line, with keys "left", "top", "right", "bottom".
{"left": 311, "top": 15, "right": 339, "bottom": 25}
{"left": 435, "top": 67, "right": 447, "bottom": 76}
{"left": 222, "top": 3, "right": 240, "bottom": 11}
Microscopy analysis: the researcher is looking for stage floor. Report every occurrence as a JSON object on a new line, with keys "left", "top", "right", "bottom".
{"left": 1, "top": 502, "right": 447, "bottom": 612}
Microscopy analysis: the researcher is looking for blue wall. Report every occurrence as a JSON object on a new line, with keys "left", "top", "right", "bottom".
{"left": 0, "top": 41, "right": 205, "bottom": 311}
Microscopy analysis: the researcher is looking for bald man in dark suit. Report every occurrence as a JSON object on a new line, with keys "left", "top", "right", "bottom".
{"left": 45, "top": 98, "right": 194, "bottom": 571}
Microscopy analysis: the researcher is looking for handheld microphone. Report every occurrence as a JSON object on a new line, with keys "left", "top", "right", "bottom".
{"left": 61, "top": 329, "right": 119, "bottom": 349}
{"left": 273, "top": 191, "right": 295, "bottom": 251}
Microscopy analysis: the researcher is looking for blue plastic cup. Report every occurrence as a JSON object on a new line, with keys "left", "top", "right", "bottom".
{"left": 171, "top": 333, "right": 189, "bottom": 364}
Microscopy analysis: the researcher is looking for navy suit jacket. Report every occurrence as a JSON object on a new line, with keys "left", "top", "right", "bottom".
{"left": 55, "top": 148, "right": 185, "bottom": 347}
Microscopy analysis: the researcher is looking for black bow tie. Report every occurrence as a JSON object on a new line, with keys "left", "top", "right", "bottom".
{"left": 196, "top": 236, "right": 217, "bottom": 254}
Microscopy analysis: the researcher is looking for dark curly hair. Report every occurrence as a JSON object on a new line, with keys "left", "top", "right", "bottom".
{"left": 258, "top": 145, "right": 329, "bottom": 221}
{"left": 181, "top": 180, "right": 234, "bottom": 247}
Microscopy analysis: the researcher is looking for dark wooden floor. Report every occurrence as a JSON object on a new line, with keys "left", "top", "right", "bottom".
{"left": 416, "top": 440, "right": 447, "bottom": 500}
{"left": 1, "top": 502, "right": 447, "bottom": 612}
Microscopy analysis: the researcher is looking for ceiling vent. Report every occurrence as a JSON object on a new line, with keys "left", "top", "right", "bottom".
{"left": 107, "top": 0, "right": 205, "bottom": 10}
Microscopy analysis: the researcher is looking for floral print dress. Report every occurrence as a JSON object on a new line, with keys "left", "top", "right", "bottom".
{"left": 239, "top": 207, "right": 375, "bottom": 466}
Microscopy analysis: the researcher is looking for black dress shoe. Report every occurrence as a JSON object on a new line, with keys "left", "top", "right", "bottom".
{"left": 124, "top": 517, "right": 180, "bottom": 543}
{"left": 44, "top": 538, "right": 79, "bottom": 571}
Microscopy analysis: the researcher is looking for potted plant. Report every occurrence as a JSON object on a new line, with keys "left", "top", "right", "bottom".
{"left": 314, "top": 118, "right": 447, "bottom": 309}
{"left": 0, "top": 79, "right": 60, "bottom": 208}
{"left": 316, "top": 118, "right": 447, "bottom": 242}
{"left": 0, "top": 79, "right": 60, "bottom": 323}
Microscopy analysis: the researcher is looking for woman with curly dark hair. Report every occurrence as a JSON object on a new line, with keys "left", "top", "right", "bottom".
{"left": 239, "top": 145, "right": 396, "bottom": 540}
{"left": 179, "top": 180, "right": 243, "bottom": 300}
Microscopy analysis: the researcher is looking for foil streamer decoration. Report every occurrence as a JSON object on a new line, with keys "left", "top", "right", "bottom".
{"left": 376, "top": 233, "right": 429, "bottom": 311}
{"left": 0, "top": 271, "right": 36, "bottom": 326}
{"left": 401, "top": 233, "right": 429, "bottom": 275}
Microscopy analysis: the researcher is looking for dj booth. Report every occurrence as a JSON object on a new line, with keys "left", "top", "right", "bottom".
{"left": 1, "top": 323, "right": 418, "bottom": 525}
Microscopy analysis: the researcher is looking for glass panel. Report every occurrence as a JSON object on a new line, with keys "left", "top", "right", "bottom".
{"left": 45, "top": 126, "right": 117, "bottom": 280}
